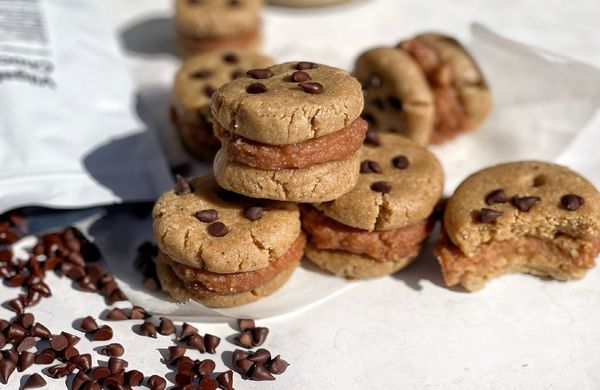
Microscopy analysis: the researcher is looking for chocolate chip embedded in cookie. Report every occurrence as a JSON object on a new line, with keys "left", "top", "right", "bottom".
{"left": 302, "top": 133, "right": 444, "bottom": 279}
{"left": 152, "top": 174, "right": 304, "bottom": 307}
{"left": 171, "top": 49, "right": 273, "bottom": 162}
{"left": 211, "top": 61, "right": 365, "bottom": 202}
{"left": 435, "top": 161, "right": 600, "bottom": 291}
{"left": 175, "top": 0, "right": 264, "bottom": 56}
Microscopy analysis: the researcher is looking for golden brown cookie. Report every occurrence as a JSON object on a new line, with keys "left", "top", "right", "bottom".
{"left": 436, "top": 161, "right": 600, "bottom": 291}
{"left": 172, "top": 49, "right": 273, "bottom": 161}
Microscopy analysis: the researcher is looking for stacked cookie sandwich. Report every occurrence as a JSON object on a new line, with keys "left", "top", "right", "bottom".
{"left": 354, "top": 32, "right": 492, "bottom": 145}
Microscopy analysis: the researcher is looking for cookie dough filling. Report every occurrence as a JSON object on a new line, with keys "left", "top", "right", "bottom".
{"left": 399, "top": 38, "right": 468, "bottom": 144}
{"left": 161, "top": 233, "right": 306, "bottom": 295}
{"left": 178, "top": 26, "right": 261, "bottom": 52}
{"left": 301, "top": 206, "right": 429, "bottom": 261}
{"left": 216, "top": 117, "right": 368, "bottom": 170}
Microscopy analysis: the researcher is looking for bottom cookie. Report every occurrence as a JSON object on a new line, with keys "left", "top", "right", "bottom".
{"left": 305, "top": 243, "right": 416, "bottom": 279}
{"left": 157, "top": 255, "right": 299, "bottom": 308}
{"left": 171, "top": 107, "right": 220, "bottom": 162}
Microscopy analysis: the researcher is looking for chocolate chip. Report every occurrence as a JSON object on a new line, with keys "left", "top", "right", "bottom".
{"left": 31, "top": 322, "right": 51, "bottom": 339}
{"left": 512, "top": 196, "right": 540, "bottom": 212}
{"left": 100, "top": 343, "right": 125, "bottom": 357}
{"left": 249, "top": 363, "right": 275, "bottom": 381}
{"left": 204, "top": 334, "right": 220, "bottom": 354}
{"left": 362, "top": 112, "right": 377, "bottom": 126}
{"left": 296, "top": 61, "right": 318, "bottom": 70}
{"left": 178, "top": 323, "right": 198, "bottom": 341}
{"left": 138, "top": 321, "right": 158, "bottom": 338}
{"left": 15, "top": 313, "right": 34, "bottom": 329}
{"left": 6, "top": 323, "right": 26, "bottom": 342}
{"left": 104, "top": 372, "right": 126, "bottom": 388}
{"left": 247, "top": 68, "right": 273, "bottom": 79}
{"left": 291, "top": 70, "right": 311, "bottom": 82}
{"left": 246, "top": 82, "right": 268, "bottom": 94}
{"left": 148, "top": 375, "right": 167, "bottom": 390}
{"left": 479, "top": 208, "right": 503, "bottom": 223}
{"left": 223, "top": 53, "right": 239, "bottom": 64}
{"left": 187, "top": 334, "right": 206, "bottom": 353}
{"left": 196, "top": 359, "right": 216, "bottom": 376}
{"left": 17, "top": 336, "right": 36, "bottom": 352}
{"left": 34, "top": 348, "right": 55, "bottom": 364}
{"left": 244, "top": 206, "right": 264, "bottom": 221}
{"left": 48, "top": 362, "right": 75, "bottom": 378}
{"left": 80, "top": 316, "right": 99, "bottom": 333}
{"left": 200, "top": 377, "right": 219, "bottom": 390}
{"left": 252, "top": 327, "right": 269, "bottom": 347}
{"left": 92, "top": 325, "right": 113, "bottom": 341}
{"left": 216, "top": 370, "right": 234, "bottom": 390}
{"left": 7, "top": 297, "right": 24, "bottom": 314}
{"left": 231, "top": 69, "right": 245, "bottom": 79}
{"left": 235, "top": 331, "right": 254, "bottom": 348}
{"left": 177, "top": 356, "right": 195, "bottom": 372}
{"left": 360, "top": 160, "right": 382, "bottom": 174}
{"left": 107, "top": 288, "right": 128, "bottom": 304}
{"left": 108, "top": 357, "right": 128, "bottom": 374}
{"left": 22, "top": 372, "right": 46, "bottom": 389}
{"left": 248, "top": 349, "right": 270, "bottom": 365}
{"left": 17, "top": 351, "right": 35, "bottom": 372}
{"left": 392, "top": 155, "right": 409, "bottom": 169}
{"left": 125, "top": 370, "right": 144, "bottom": 386}
{"left": 50, "top": 334, "right": 68, "bottom": 351}
{"left": 72, "top": 370, "right": 92, "bottom": 390}
{"left": 106, "top": 307, "right": 128, "bottom": 320}
{"left": 3, "top": 350, "right": 17, "bottom": 364}
{"left": 61, "top": 331, "right": 80, "bottom": 347}
{"left": 387, "top": 96, "right": 402, "bottom": 110}
{"left": 369, "top": 73, "right": 382, "bottom": 88}
{"left": 236, "top": 358, "right": 253, "bottom": 375}
{"left": 175, "top": 175, "right": 193, "bottom": 195}
{"left": 175, "top": 371, "right": 194, "bottom": 386}
{"left": 158, "top": 317, "right": 176, "bottom": 335}
{"left": 130, "top": 306, "right": 149, "bottom": 319}
{"left": 196, "top": 209, "right": 219, "bottom": 223}
{"left": 204, "top": 85, "right": 217, "bottom": 98}
{"left": 268, "top": 355, "right": 289, "bottom": 375}
{"left": 207, "top": 222, "right": 229, "bottom": 237}
{"left": 92, "top": 366, "right": 111, "bottom": 380}
{"left": 62, "top": 346, "right": 79, "bottom": 361}
{"left": 364, "top": 129, "right": 380, "bottom": 146}
{"left": 191, "top": 69, "right": 213, "bottom": 79}
{"left": 143, "top": 276, "right": 160, "bottom": 291}
{"left": 371, "top": 98, "right": 385, "bottom": 110}
{"left": 485, "top": 189, "right": 507, "bottom": 205}
{"left": 561, "top": 194, "right": 584, "bottom": 211}
{"left": 371, "top": 181, "right": 392, "bottom": 193}
{"left": 298, "top": 82, "right": 324, "bottom": 94}
{"left": 166, "top": 346, "right": 186, "bottom": 365}
{"left": 70, "top": 353, "right": 92, "bottom": 372}
{"left": 232, "top": 349, "right": 249, "bottom": 366}
{"left": 238, "top": 318, "right": 255, "bottom": 331}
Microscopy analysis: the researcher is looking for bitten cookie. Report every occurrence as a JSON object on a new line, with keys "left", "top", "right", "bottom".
{"left": 435, "top": 161, "right": 600, "bottom": 291}
{"left": 211, "top": 61, "right": 366, "bottom": 202}
{"left": 175, "top": 0, "right": 263, "bottom": 56}
{"left": 171, "top": 49, "right": 273, "bottom": 161}
{"left": 302, "top": 132, "right": 444, "bottom": 279}
{"left": 153, "top": 174, "right": 305, "bottom": 307}
{"left": 354, "top": 32, "right": 492, "bottom": 145}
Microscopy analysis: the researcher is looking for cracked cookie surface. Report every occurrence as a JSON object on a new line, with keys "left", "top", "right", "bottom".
{"left": 152, "top": 174, "right": 301, "bottom": 273}
{"left": 314, "top": 133, "right": 444, "bottom": 231}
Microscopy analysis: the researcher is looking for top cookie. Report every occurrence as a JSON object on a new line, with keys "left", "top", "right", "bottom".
{"left": 152, "top": 175, "right": 301, "bottom": 274}
{"left": 444, "top": 161, "right": 600, "bottom": 256}
{"left": 211, "top": 62, "right": 364, "bottom": 145}
{"left": 314, "top": 133, "right": 444, "bottom": 231}
{"left": 175, "top": 0, "right": 263, "bottom": 39}
{"left": 173, "top": 49, "right": 273, "bottom": 124}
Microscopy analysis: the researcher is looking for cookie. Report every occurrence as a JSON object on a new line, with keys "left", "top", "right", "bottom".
{"left": 152, "top": 174, "right": 304, "bottom": 307}
{"left": 171, "top": 49, "right": 273, "bottom": 161}
{"left": 354, "top": 32, "right": 491, "bottom": 145}
{"left": 302, "top": 133, "right": 444, "bottom": 279}
{"left": 435, "top": 161, "right": 600, "bottom": 291}
{"left": 211, "top": 61, "right": 366, "bottom": 202}
{"left": 268, "top": 0, "right": 350, "bottom": 7}
{"left": 175, "top": 0, "right": 263, "bottom": 56}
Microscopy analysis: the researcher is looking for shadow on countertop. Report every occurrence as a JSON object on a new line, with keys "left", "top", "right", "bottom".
{"left": 120, "top": 16, "right": 177, "bottom": 56}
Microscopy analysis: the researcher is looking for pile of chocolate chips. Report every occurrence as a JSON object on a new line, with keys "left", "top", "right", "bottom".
{"left": 0, "top": 211, "right": 290, "bottom": 389}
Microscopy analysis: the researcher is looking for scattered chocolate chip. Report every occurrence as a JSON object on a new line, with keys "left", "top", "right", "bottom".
{"left": 148, "top": 375, "right": 167, "bottom": 390}
{"left": 82, "top": 381, "right": 102, "bottom": 390}
{"left": 247, "top": 68, "right": 273, "bottom": 79}
{"left": 191, "top": 69, "right": 213, "bottom": 78}
{"left": 31, "top": 322, "right": 51, "bottom": 339}
{"left": 231, "top": 69, "right": 245, "bottom": 79}
{"left": 236, "top": 359, "right": 253, "bottom": 376}
{"left": 237, "top": 319, "right": 255, "bottom": 332}
{"left": 235, "top": 330, "right": 254, "bottom": 348}
{"left": 29, "top": 282, "right": 51, "bottom": 297}
{"left": 369, "top": 73, "right": 382, "bottom": 88}
{"left": 246, "top": 83, "right": 268, "bottom": 94}
{"left": 125, "top": 370, "right": 144, "bottom": 386}
{"left": 104, "top": 371, "right": 125, "bottom": 388}
{"left": 387, "top": 96, "right": 402, "bottom": 110}
{"left": 175, "top": 175, "right": 193, "bottom": 195}
{"left": 130, "top": 306, "right": 149, "bottom": 319}
{"left": 138, "top": 321, "right": 158, "bottom": 338}
{"left": 177, "top": 356, "right": 195, "bottom": 372}
{"left": 364, "top": 129, "right": 380, "bottom": 146}
{"left": 204, "top": 334, "right": 220, "bottom": 354}
{"left": 72, "top": 370, "right": 92, "bottom": 390}
{"left": 17, "top": 351, "right": 35, "bottom": 372}
{"left": 92, "top": 366, "right": 111, "bottom": 380}
{"left": 360, "top": 160, "right": 382, "bottom": 174}
{"left": 106, "top": 307, "right": 128, "bottom": 320}
{"left": 216, "top": 370, "right": 234, "bottom": 390}
{"left": 178, "top": 323, "right": 198, "bottom": 341}
{"left": 17, "top": 336, "right": 36, "bottom": 352}
{"left": 200, "top": 377, "right": 219, "bottom": 390}
{"left": 250, "top": 363, "right": 275, "bottom": 381}
{"left": 207, "top": 222, "right": 229, "bottom": 237}
{"left": 15, "top": 313, "right": 34, "bottom": 329}
{"left": 291, "top": 70, "right": 311, "bottom": 82}
{"left": 485, "top": 189, "right": 507, "bottom": 205}
{"left": 92, "top": 325, "right": 113, "bottom": 341}
{"left": 70, "top": 353, "right": 92, "bottom": 372}
{"left": 204, "top": 85, "right": 217, "bottom": 98}
{"left": 175, "top": 371, "right": 194, "bottom": 386}
{"left": 107, "top": 289, "right": 128, "bottom": 304}
{"left": 223, "top": 53, "right": 239, "bottom": 64}
{"left": 248, "top": 349, "right": 270, "bottom": 365}
{"left": 512, "top": 196, "right": 540, "bottom": 212}
{"left": 3, "top": 350, "right": 18, "bottom": 364}
{"left": 296, "top": 61, "right": 318, "bottom": 70}
{"left": 479, "top": 208, "right": 503, "bottom": 223}
{"left": 561, "top": 194, "right": 584, "bottom": 211}
{"left": 232, "top": 349, "right": 249, "bottom": 367}
{"left": 34, "top": 348, "right": 55, "bottom": 364}
{"left": 6, "top": 323, "right": 26, "bottom": 342}
{"left": 196, "top": 359, "right": 216, "bottom": 377}
{"left": 7, "top": 297, "right": 24, "bottom": 314}
{"left": 392, "top": 155, "right": 409, "bottom": 169}
{"left": 166, "top": 346, "right": 186, "bottom": 365}
{"left": 108, "top": 357, "right": 128, "bottom": 374}
{"left": 253, "top": 327, "right": 269, "bottom": 347}
{"left": 80, "top": 316, "right": 99, "bottom": 332}
{"left": 62, "top": 346, "right": 79, "bottom": 361}
{"left": 187, "top": 333, "right": 206, "bottom": 353}
{"left": 158, "top": 317, "right": 176, "bottom": 335}
{"left": 50, "top": 334, "right": 68, "bottom": 351}
{"left": 196, "top": 209, "right": 219, "bottom": 223}
{"left": 61, "top": 331, "right": 81, "bottom": 347}
{"left": 371, "top": 181, "right": 392, "bottom": 193}
{"left": 143, "top": 276, "right": 160, "bottom": 291}
{"left": 21, "top": 372, "right": 46, "bottom": 389}
{"left": 100, "top": 343, "right": 125, "bottom": 357}
{"left": 244, "top": 206, "right": 264, "bottom": 221}
{"left": 298, "top": 82, "right": 324, "bottom": 94}
{"left": 48, "top": 362, "right": 75, "bottom": 378}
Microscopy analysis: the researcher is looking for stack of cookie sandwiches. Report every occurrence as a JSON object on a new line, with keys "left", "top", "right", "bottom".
{"left": 436, "top": 161, "right": 600, "bottom": 291}
{"left": 175, "top": 0, "right": 263, "bottom": 56}
{"left": 303, "top": 132, "right": 444, "bottom": 279}
{"left": 171, "top": 49, "right": 273, "bottom": 162}
{"left": 211, "top": 61, "right": 367, "bottom": 202}
{"left": 153, "top": 175, "right": 306, "bottom": 307}
{"left": 354, "top": 32, "right": 492, "bottom": 145}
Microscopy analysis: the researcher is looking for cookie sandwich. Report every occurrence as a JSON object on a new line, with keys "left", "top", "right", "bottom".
{"left": 212, "top": 61, "right": 366, "bottom": 202}
{"left": 354, "top": 32, "right": 492, "bottom": 145}
{"left": 302, "top": 132, "right": 444, "bottom": 279}
{"left": 435, "top": 161, "right": 600, "bottom": 291}
{"left": 153, "top": 174, "right": 305, "bottom": 307}
{"left": 175, "top": 0, "right": 263, "bottom": 56}
{"left": 171, "top": 49, "right": 273, "bottom": 161}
